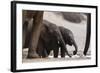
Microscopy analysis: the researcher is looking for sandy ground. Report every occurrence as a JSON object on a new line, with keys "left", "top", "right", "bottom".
{"left": 22, "top": 12, "right": 91, "bottom": 63}
{"left": 22, "top": 48, "right": 91, "bottom": 63}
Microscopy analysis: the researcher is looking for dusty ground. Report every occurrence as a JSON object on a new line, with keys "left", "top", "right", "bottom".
{"left": 22, "top": 48, "right": 91, "bottom": 63}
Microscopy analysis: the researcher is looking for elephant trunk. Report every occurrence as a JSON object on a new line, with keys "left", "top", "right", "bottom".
{"left": 73, "top": 40, "right": 78, "bottom": 55}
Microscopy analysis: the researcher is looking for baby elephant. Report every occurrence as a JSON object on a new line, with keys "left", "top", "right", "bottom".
{"left": 45, "top": 26, "right": 78, "bottom": 58}
{"left": 59, "top": 26, "right": 78, "bottom": 57}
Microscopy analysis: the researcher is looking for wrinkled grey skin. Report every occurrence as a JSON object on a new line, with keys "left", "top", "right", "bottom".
{"left": 37, "top": 20, "right": 71, "bottom": 58}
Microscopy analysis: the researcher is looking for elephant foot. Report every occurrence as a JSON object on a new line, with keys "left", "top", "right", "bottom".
{"left": 61, "top": 56, "right": 65, "bottom": 58}
{"left": 61, "top": 54, "right": 65, "bottom": 58}
{"left": 83, "top": 51, "right": 87, "bottom": 56}
{"left": 68, "top": 55, "right": 72, "bottom": 58}
{"left": 54, "top": 55, "right": 58, "bottom": 58}
{"left": 73, "top": 50, "right": 77, "bottom": 55}
{"left": 42, "top": 55, "right": 48, "bottom": 58}
{"left": 27, "top": 52, "right": 40, "bottom": 59}
{"left": 42, "top": 56, "right": 48, "bottom": 58}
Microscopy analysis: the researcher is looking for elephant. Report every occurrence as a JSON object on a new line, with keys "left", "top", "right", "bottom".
{"left": 36, "top": 20, "right": 71, "bottom": 58}
{"left": 58, "top": 26, "right": 78, "bottom": 56}
{"left": 36, "top": 20, "right": 78, "bottom": 58}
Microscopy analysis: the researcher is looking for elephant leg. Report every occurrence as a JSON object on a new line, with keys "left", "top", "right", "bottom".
{"left": 53, "top": 48, "right": 59, "bottom": 58}
{"left": 27, "top": 11, "right": 44, "bottom": 58}
{"left": 60, "top": 47, "right": 66, "bottom": 58}
{"left": 53, "top": 44, "right": 59, "bottom": 58}
{"left": 37, "top": 48, "right": 47, "bottom": 58}
{"left": 42, "top": 49, "right": 48, "bottom": 58}
{"left": 23, "top": 21, "right": 29, "bottom": 48}
{"left": 46, "top": 49, "right": 51, "bottom": 56}
{"left": 23, "top": 30, "right": 31, "bottom": 48}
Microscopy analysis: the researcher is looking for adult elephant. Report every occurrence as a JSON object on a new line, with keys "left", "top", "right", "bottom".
{"left": 37, "top": 20, "right": 71, "bottom": 58}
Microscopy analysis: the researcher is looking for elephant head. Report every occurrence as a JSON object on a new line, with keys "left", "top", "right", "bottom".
{"left": 59, "top": 26, "right": 78, "bottom": 55}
